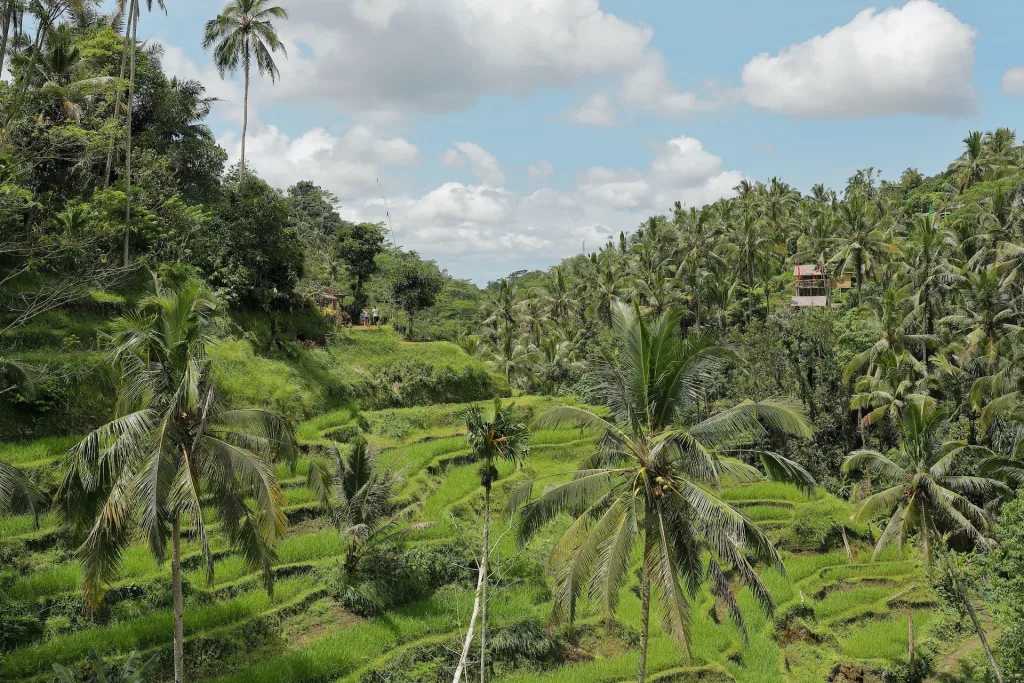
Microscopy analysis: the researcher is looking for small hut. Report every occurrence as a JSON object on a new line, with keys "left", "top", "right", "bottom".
{"left": 792, "top": 264, "right": 830, "bottom": 308}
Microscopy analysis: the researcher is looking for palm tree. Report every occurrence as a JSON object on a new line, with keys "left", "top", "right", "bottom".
{"left": 308, "top": 438, "right": 431, "bottom": 578}
{"left": 51, "top": 648, "right": 156, "bottom": 683}
{"left": 830, "top": 195, "right": 894, "bottom": 305}
{"left": 842, "top": 396, "right": 1007, "bottom": 682}
{"left": 906, "top": 212, "right": 958, "bottom": 364}
{"left": 60, "top": 278, "right": 296, "bottom": 683}
{"left": 0, "top": 457, "right": 43, "bottom": 520}
{"left": 202, "top": 0, "right": 288, "bottom": 182}
{"left": 950, "top": 131, "right": 989, "bottom": 192}
{"left": 941, "top": 265, "right": 1020, "bottom": 368}
{"left": 463, "top": 399, "right": 529, "bottom": 683}
{"left": 511, "top": 302, "right": 815, "bottom": 682}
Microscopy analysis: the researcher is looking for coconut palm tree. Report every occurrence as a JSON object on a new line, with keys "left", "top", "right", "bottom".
{"left": 950, "top": 131, "right": 990, "bottom": 192}
{"left": 311, "top": 438, "right": 431, "bottom": 578}
{"left": 842, "top": 395, "right": 1008, "bottom": 681}
{"left": 60, "top": 278, "right": 296, "bottom": 683}
{"left": 202, "top": 0, "right": 288, "bottom": 182}
{"left": 511, "top": 302, "right": 815, "bottom": 683}
{"left": 830, "top": 195, "right": 894, "bottom": 305}
{"left": 51, "top": 648, "right": 156, "bottom": 683}
{"left": 463, "top": 399, "right": 529, "bottom": 683}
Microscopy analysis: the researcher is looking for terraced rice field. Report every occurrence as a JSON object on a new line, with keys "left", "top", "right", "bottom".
{"left": 1, "top": 396, "right": 943, "bottom": 682}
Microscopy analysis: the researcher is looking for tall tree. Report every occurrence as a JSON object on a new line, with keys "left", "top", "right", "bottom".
{"left": 202, "top": 0, "right": 287, "bottom": 182}
{"left": 335, "top": 222, "right": 385, "bottom": 318}
{"left": 843, "top": 396, "right": 1008, "bottom": 682}
{"left": 830, "top": 195, "right": 893, "bottom": 305}
{"left": 61, "top": 279, "right": 296, "bottom": 683}
{"left": 463, "top": 399, "right": 529, "bottom": 683}
{"left": 511, "top": 302, "right": 815, "bottom": 683}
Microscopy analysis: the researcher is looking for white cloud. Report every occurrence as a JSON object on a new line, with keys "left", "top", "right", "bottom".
{"left": 650, "top": 136, "right": 723, "bottom": 185}
{"left": 1002, "top": 67, "right": 1024, "bottom": 95}
{"left": 159, "top": 44, "right": 244, "bottom": 124}
{"left": 527, "top": 160, "right": 554, "bottom": 179}
{"left": 565, "top": 93, "right": 619, "bottom": 126}
{"left": 339, "top": 133, "right": 743, "bottom": 281}
{"left": 742, "top": 0, "right": 977, "bottom": 118}
{"left": 621, "top": 54, "right": 729, "bottom": 118}
{"left": 268, "top": 0, "right": 653, "bottom": 114}
{"left": 219, "top": 124, "right": 420, "bottom": 197}
{"left": 440, "top": 142, "right": 505, "bottom": 185}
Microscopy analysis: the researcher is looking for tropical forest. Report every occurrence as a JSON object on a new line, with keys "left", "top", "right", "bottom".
{"left": 2, "top": 1, "right": 1024, "bottom": 683}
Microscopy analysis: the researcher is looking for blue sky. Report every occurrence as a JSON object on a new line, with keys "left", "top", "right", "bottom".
{"left": 118, "top": 0, "right": 1024, "bottom": 283}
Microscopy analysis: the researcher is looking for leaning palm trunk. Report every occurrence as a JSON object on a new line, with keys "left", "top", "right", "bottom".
{"left": 172, "top": 512, "right": 185, "bottom": 683}
{"left": 951, "top": 570, "right": 1004, "bottom": 683}
{"left": 452, "top": 561, "right": 486, "bottom": 683}
{"left": 104, "top": 0, "right": 137, "bottom": 188}
{"left": 480, "top": 485, "right": 490, "bottom": 683}
{"left": 123, "top": 4, "right": 139, "bottom": 266}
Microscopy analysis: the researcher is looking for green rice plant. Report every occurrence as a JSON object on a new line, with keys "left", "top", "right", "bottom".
{"left": 0, "top": 435, "right": 79, "bottom": 467}
{"left": 738, "top": 504, "right": 794, "bottom": 522}
{"left": 841, "top": 612, "right": 932, "bottom": 661}
{"left": 813, "top": 587, "right": 893, "bottom": 621}
{"left": 3, "top": 579, "right": 310, "bottom": 678}
{"left": 295, "top": 406, "right": 358, "bottom": 443}
{"left": 5, "top": 562, "right": 82, "bottom": 600}
{"left": 0, "top": 511, "right": 57, "bottom": 540}
{"left": 720, "top": 482, "right": 821, "bottom": 503}
{"left": 276, "top": 529, "right": 342, "bottom": 565}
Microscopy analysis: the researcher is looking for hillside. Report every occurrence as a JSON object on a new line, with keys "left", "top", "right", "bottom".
{"left": 0, "top": 290, "right": 503, "bottom": 443}
{"left": 0, "top": 396, "right": 975, "bottom": 683}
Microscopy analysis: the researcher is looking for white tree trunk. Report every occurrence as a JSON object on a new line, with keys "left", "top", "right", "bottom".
{"left": 480, "top": 487, "right": 490, "bottom": 683}
{"left": 452, "top": 561, "right": 486, "bottom": 683}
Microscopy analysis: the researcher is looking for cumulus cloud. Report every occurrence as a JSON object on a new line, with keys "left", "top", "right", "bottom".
{"left": 264, "top": 0, "right": 652, "bottom": 114}
{"left": 621, "top": 54, "right": 730, "bottom": 118}
{"left": 527, "top": 160, "right": 554, "bottom": 179}
{"left": 219, "top": 124, "right": 420, "bottom": 197}
{"left": 1003, "top": 67, "right": 1024, "bottom": 95}
{"left": 565, "top": 93, "right": 620, "bottom": 126}
{"left": 439, "top": 142, "right": 505, "bottom": 185}
{"left": 337, "top": 133, "right": 743, "bottom": 281}
{"left": 741, "top": 0, "right": 977, "bottom": 118}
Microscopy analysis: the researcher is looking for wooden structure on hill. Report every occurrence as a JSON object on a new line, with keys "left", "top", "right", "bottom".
{"left": 792, "top": 264, "right": 830, "bottom": 308}
{"left": 791, "top": 264, "right": 855, "bottom": 308}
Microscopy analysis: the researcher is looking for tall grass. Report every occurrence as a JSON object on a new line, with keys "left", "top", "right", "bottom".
{"left": 0, "top": 435, "right": 79, "bottom": 467}
{"left": 842, "top": 612, "right": 933, "bottom": 660}
{"left": 3, "top": 579, "right": 310, "bottom": 677}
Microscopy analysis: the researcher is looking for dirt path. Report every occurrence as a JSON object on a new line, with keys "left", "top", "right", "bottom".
{"left": 927, "top": 631, "right": 998, "bottom": 682}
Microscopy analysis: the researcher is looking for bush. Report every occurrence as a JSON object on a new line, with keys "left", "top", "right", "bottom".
{"left": 333, "top": 541, "right": 475, "bottom": 618}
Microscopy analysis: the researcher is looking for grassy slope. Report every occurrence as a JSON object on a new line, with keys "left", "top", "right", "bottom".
{"left": 0, "top": 397, "right": 958, "bottom": 683}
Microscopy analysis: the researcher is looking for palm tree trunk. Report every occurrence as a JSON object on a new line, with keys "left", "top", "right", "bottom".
{"left": 2, "top": 9, "right": 46, "bottom": 132}
{"left": 104, "top": 0, "right": 136, "bottom": 189}
{"left": 636, "top": 546, "right": 651, "bottom": 683}
{"left": 240, "top": 54, "right": 249, "bottom": 181}
{"left": 962, "top": 584, "right": 1003, "bottom": 683}
{"left": 480, "top": 484, "right": 490, "bottom": 683}
{"left": 123, "top": 4, "right": 139, "bottom": 267}
{"left": 172, "top": 511, "right": 185, "bottom": 683}
{"left": 452, "top": 561, "right": 486, "bottom": 683}
{"left": 855, "top": 250, "right": 863, "bottom": 306}
{"left": 0, "top": 1, "right": 12, "bottom": 78}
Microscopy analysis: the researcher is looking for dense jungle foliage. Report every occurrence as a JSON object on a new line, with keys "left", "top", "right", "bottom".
{"left": 3, "top": 2, "right": 1024, "bottom": 683}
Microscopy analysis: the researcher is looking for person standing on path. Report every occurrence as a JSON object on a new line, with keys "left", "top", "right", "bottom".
{"left": 372, "top": 306, "right": 379, "bottom": 326}
{"left": 361, "top": 308, "right": 369, "bottom": 327}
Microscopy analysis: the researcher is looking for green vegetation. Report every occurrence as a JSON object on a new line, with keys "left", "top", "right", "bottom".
{"left": 4, "top": 3, "right": 1024, "bottom": 682}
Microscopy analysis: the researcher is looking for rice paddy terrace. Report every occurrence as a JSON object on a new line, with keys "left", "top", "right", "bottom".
{"left": 0, "top": 396, "right": 966, "bottom": 682}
